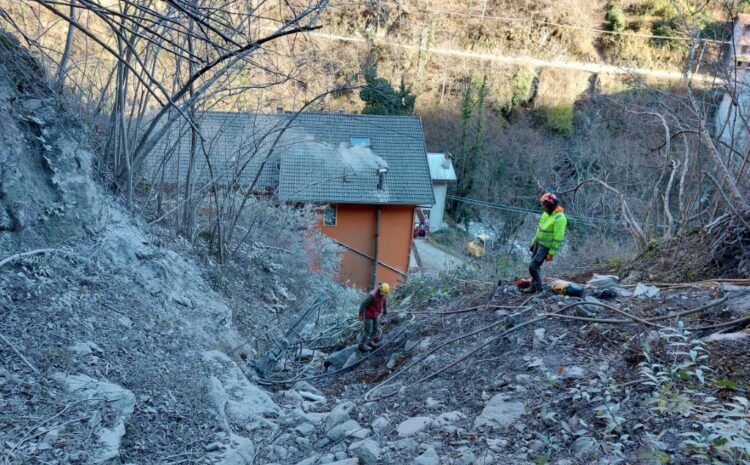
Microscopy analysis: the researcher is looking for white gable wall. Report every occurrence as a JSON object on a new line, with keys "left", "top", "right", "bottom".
{"left": 429, "top": 182, "right": 448, "bottom": 231}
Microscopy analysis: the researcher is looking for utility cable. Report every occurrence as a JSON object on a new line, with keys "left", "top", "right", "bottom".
{"left": 447, "top": 194, "right": 629, "bottom": 227}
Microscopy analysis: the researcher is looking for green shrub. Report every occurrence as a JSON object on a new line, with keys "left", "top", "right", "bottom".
{"left": 535, "top": 103, "right": 574, "bottom": 137}
{"left": 503, "top": 68, "right": 535, "bottom": 116}
{"left": 494, "top": 160, "right": 507, "bottom": 179}
{"left": 651, "top": 21, "right": 682, "bottom": 50}
{"left": 701, "top": 20, "right": 728, "bottom": 41}
{"left": 605, "top": 3, "right": 626, "bottom": 33}
{"left": 641, "top": 0, "right": 677, "bottom": 19}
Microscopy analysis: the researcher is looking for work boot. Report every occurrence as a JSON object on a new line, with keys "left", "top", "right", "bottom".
{"left": 358, "top": 343, "right": 371, "bottom": 353}
{"left": 520, "top": 286, "right": 537, "bottom": 294}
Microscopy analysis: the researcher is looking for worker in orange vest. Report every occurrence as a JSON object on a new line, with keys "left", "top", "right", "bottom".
{"left": 357, "top": 282, "right": 390, "bottom": 352}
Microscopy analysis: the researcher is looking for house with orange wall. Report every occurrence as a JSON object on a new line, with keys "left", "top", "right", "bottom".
{"left": 145, "top": 111, "right": 435, "bottom": 289}
{"left": 276, "top": 112, "right": 435, "bottom": 289}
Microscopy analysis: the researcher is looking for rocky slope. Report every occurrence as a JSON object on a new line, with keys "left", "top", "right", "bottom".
{"left": 0, "top": 31, "right": 344, "bottom": 464}
{"left": 254, "top": 274, "right": 750, "bottom": 465}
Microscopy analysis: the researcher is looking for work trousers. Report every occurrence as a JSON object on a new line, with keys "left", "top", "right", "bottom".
{"left": 359, "top": 317, "right": 381, "bottom": 346}
{"left": 529, "top": 244, "right": 550, "bottom": 292}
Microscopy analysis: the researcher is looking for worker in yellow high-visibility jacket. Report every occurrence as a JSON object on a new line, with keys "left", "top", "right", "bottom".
{"left": 527, "top": 193, "right": 567, "bottom": 293}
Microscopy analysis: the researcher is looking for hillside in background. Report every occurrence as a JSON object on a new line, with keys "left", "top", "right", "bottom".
{"left": 1, "top": 0, "right": 745, "bottom": 269}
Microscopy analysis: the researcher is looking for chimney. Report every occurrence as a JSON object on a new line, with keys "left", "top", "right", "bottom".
{"left": 276, "top": 106, "right": 284, "bottom": 114}
{"left": 377, "top": 167, "right": 388, "bottom": 190}
{"left": 441, "top": 153, "right": 451, "bottom": 169}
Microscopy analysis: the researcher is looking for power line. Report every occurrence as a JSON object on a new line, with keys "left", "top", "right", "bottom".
{"left": 446, "top": 194, "right": 628, "bottom": 227}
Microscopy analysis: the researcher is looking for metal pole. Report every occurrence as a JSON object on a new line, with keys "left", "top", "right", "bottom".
{"left": 371, "top": 206, "right": 381, "bottom": 289}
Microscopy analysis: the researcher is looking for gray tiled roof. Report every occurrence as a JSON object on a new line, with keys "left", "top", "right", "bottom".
{"left": 142, "top": 112, "right": 288, "bottom": 191}
{"left": 277, "top": 112, "right": 434, "bottom": 206}
{"left": 143, "top": 111, "right": 434, "bottom": 206}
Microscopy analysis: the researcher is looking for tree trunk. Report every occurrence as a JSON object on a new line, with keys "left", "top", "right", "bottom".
{"left": 54, "top": 0, "right": 76, "bottom": 92}
{"left": 663, "top": 159, "right": 680, "bottom": 239}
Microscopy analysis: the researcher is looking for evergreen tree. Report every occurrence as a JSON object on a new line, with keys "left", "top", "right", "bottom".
{"left": 359, "top": 68, "right": 416, "bottom": 116}
{"left": 451, "top": 75, "right": 488, "bottom": 225}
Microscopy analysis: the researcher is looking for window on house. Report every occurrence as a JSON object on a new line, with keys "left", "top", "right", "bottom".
{"left": 324, "top": 205, "right": 337, "bottom": 226}
{"left": 350, "top": 137, "right": 371, "bottom": 147}
{"left": 423, "top": 209, "right": 431, "bottom": 219}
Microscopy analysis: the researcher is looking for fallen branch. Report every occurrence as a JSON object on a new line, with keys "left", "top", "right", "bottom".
{"left": 573, "top": 301, "right": 665, "bottom": 329}
{"left": 0, "top": 332, "right": 41, "bottom": 376}
{"left": 5, "top": 415, "right": 88, "bottom": 463}
{"left": 0, "top": 248, "right": 58, "bottom": 268}
{"left": 542, "top": 313, "right": 635, "bottom": 325}
{"left": 647, "top": 296, "right": 727, "bottom": 322}
{"left": 4, "top": 398, "right": 107, "bottom": 465}
{"left": 621, "top": 279, "right": 750, "bottom": 289}
{"left": 362, "top": 299, "right": 550, "bottom": 401}
{"left": 406, "top": 306, "right": 573, "bottom": 387}
{"left": 685, "top": 314, "right": 750, "bottom": 332}
{"left": 704, "top": 171, "right": 750, "bottom": 231}
{"left": 542, "top": 297, "right": 727, "bottom": 326}
{"left": 405, "top": 303, "right": 527, "bottom": 316}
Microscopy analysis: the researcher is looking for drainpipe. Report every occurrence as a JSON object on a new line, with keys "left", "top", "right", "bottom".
{"left": 372, "top": 167, "right": 388, "bottom": 289}
{"left": 371, "top": 206, "right": 381, "bottom": 289}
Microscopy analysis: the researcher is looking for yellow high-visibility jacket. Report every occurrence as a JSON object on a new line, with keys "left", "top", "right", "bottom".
{"left": 532, "top": 207, "right": 567, "bottom": 256}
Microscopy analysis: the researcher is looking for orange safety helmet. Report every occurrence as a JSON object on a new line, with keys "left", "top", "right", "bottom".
{"left": 540, "top": 192, "right": 559, "bottom": 208}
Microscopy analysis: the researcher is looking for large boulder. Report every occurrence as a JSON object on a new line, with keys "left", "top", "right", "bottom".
{"left": 203, "top": 351, "right": 280, "bottom": 430}
{"left": 54, "top": 373, "right": 135, "bottom": 463}
{"left": 473, "top": 394, "right": 525, "bottom": 429}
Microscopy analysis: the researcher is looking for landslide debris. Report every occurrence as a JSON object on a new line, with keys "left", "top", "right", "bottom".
{"left": 257, "top": 272, "right": 750, "bottom": 464}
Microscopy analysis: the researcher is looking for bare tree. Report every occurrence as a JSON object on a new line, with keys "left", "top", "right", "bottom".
{"left": 3, "top": 0, "right": 329, "bottom": 207}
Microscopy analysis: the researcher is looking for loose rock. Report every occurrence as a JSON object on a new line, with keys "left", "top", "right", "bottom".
{"left": 326, "top": 402, "right": 354, "bottom": 431}
{"left": 397, "top": 417, "right": 432, "bottom": 437}
{"left": 326, "top": 419, "right": 361, "bottom": 441}
{"left": 473, "top": 394, "right": 525, "bottom": 429}
{"left": 349, "top": 438, "right": 380, "bottom": 465}
{"left": 371, "top": 415, "right": 390, "bottom": 432}
{"left": 414, "top": 446, "right": 440, "bottom": 465}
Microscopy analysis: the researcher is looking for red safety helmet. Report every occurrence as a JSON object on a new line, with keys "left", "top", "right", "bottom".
{"left": 540, "top": 192, "right": 559, "bottom": 208}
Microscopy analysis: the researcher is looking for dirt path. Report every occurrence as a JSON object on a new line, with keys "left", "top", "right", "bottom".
{"left": 309, "top": 30, "right": 719, "bottom": 83}
{"left": 413, "top": 239, "right": 464, "bottom": 272}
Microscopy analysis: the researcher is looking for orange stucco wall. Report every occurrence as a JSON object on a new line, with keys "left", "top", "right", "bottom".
{"left": 317, "top": 204, "right": 415, "bottom": 289}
